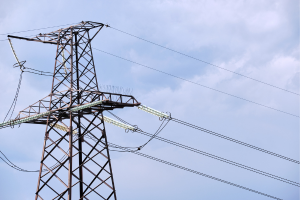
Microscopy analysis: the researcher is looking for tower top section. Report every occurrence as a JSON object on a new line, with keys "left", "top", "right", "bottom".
{"left": 8, "top": 21, "right": 105, "bottom": 45}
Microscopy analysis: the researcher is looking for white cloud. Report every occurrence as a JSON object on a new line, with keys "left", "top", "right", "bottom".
{"left": 0, "top": 0, "right": 298, "bottom": 199}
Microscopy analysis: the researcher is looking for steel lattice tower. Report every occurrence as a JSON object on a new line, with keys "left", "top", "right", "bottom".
{"left": 8, "top": 21, "right": 140, "bottom": 200}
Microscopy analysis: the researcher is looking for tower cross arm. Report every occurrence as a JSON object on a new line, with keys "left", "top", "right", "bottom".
{"left": 0, "top": 91, "right": 141, "bottom": 128}
{"left": 7, "top": 21, "right": 105, "bottom": 45}
{"left": 8, "top": 34, "right": 58, "bottom": 45}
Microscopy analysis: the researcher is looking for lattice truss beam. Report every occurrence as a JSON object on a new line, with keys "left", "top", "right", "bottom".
{"left": 36, "top": 112, "right": 117, "bottom": 200}
{"left": 7, "top": 21, "right": 140, "bottom": 200}
{"left": 52, "top": 25, "right": 101, "bottom": 95}
{"left": 7, "top": 91, "right": 139, "bottom": 126}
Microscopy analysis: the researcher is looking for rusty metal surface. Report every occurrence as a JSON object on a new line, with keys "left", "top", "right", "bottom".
{"left": 8, "top": 22, "right": 139, "bottom": 200}
{"left": 4, "top": 91, "right": 140, "bottom": 127}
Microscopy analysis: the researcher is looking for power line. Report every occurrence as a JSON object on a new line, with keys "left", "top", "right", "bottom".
{"left": 0, "top": 150, "right": 41, "bottom": 172}
{"left": 22, "top": 66, "right": 54, "bottom": 76}
{"left": 1, "top": 23, "right": 297, "bottom": 96}
{"left": 3, "top": 39, "right": 53, "bottom": 123}
{"left": 171, "top": 117, "right": 300, "bottom": 164}
{"left": 2, "top": 24, "right": 298, "bottom": 118}
{"left": 93, "top": 48, "right": 299, "bottom": 118}
{"left": 3, "top": 71, "right": 23, "bottom": 123}
{"left": 22, "top": 70, "right": 53, "bottom": 76}
{"left": 107, "top": 111, "right": 300, "bottom": 187}
{"left": 108, "top": 142, "right": 283, "bottom": 200}
{"left": 23, "top": 67, "right": 52, "bottom": 74}
{"left": 108, "top": 26, "right": 299, "bottom": 96}
{"left": 0, "top": 132, "right": 81, "bottom": 173}
{"left": 85, "top": 128, "right": 284, "bottom": 199}
{"left": 136, "top": 129, "right": 299, "bottom": 187}
{"left": 1, "top": 22, "right": 297, "bottom": 97}
{"left": 107, "top": 110, "right": 170, "bottom": 150}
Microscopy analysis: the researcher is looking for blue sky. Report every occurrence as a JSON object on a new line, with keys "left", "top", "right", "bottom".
{"left": 0, "top": 0, "right": 299, "bottom": 199}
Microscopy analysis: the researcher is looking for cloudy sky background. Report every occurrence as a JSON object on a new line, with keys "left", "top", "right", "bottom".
{"left": 0, "top": 0, "right": 299, "bottom": 199}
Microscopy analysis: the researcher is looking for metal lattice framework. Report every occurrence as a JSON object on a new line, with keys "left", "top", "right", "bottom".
{"left": 8, "top": 21, "right": 140, "bottom": 200}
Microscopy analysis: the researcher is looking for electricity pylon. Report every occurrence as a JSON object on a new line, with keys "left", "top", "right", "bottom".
{"left": 8, "top": 21, "right": 140, "bottom": 200}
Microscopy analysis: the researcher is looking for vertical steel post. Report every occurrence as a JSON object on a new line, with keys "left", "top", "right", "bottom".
{"left": 102, "top": 115, "right": 118, "bottom": 200}
{"left": 75, "top": 32, "right": 84, "bottom": 198}
{"left": 35, "top": 30, "right": 61, "bottom": 200}
{"left": 87, "top": 31, "right": 99, "bottom": 91}
{"left": 68, "top": 27, "right": 74, "bottom": 200}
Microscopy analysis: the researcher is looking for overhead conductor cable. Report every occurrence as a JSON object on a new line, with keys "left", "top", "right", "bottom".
{"left": 137, "top": 105, "right": 300, "bottom": 164}
{"left": 93, "top": 48, "right": 299, "bottom": 118}
{"left": 3, "top": 39, "right": 24, "bottom": 123}
{"left": 105, "top": 111, "right": 299, "bottom": 187}
{"left": 107, "top": 25, "right": 298, "bottom": 96}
